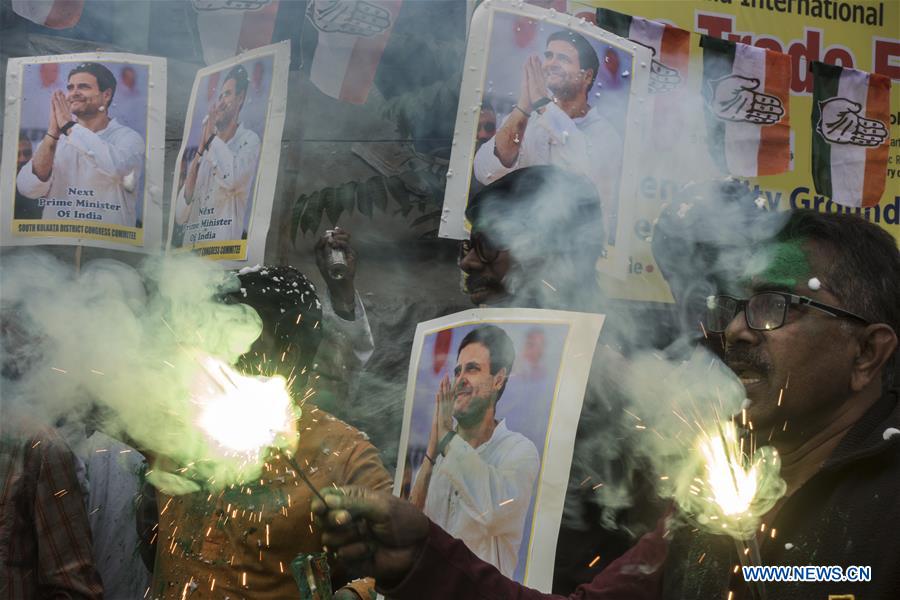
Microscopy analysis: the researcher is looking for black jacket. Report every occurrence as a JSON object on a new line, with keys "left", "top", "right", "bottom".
{"left": 663, "top": 388, "right": 900, "bottom": 599}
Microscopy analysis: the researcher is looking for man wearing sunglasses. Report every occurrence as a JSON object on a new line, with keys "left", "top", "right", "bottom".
{"left": 312, "top": 208, "right": 900, "bottom": 600}
{"left": 458, "top": 165, "right": 606, "bottom": 310}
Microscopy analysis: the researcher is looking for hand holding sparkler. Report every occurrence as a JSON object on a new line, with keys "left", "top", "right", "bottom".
{"left": 312, "top": 485, "right": 429, "bottom": 588}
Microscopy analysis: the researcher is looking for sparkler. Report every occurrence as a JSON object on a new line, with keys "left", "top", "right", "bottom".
{"left": 675, "top": 420, "right": 785, "bottom": 600}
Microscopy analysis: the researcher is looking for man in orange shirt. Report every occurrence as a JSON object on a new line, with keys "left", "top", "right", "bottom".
{"left": 146, "top": 266, "right": 391, "bottom": 599}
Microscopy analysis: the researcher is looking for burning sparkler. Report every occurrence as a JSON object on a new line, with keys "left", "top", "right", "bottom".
{"left": 148, "top": 354, "right": 301, "bottom": 493}
{"left": 674, "top": 419, "right": 786, "bottom": 600}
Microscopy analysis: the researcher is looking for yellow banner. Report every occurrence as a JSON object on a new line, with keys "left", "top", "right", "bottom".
{"left": 170, "top": 239, "right": 249, "bottom": 261}
{"left": 12, "top": 220, "right": 144, "bottom": 246}
{"left": 570, "top": 0, "right": 899, "bottom": 301}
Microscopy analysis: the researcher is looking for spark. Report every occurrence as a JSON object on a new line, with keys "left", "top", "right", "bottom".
{"left": 90, "top": 369, "right": 104, "bottom": 375}
{"left": 51, "top": 367, "right": 67, "bottom": 374}
{"left": 579, "top": 477, "right": 592, "bottom": 487}
{"left": 592, "top": 482, "right": 604, "bottom": 490}
{"left": 541, "top": 279, "right": 557, "bottom": 292}
{"left": 770, "top": 528, "right": 777, "bottom": 539}
{"left": 635, "top": 424, "right": 647, "bottom": 430}
{"left": 623, "top": 409, "right": 642, "bottom": 421}
{"left": 777, "top": 388, "right": 784, "bottom": 406}
{"left": 498, "top": 498, "right": 515, "bottom": 507}
{"left": 698, "top": 552, "right": 706, "bottom": 564}
{"left": 31, "top": 440, "right": 41, "bottom": 448}
{"left": 588, "top": 555, "right": 601, "bottom": 568}
{"left": 53, "top": 489, "right": 68, "bottom": 498}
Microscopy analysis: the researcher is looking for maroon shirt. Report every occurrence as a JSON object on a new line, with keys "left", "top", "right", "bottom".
{"left": 382, "top": 519, "right": 667, "bottom": 600}
{"left": 0, "top": 429, "right": 104, "bottom": 600}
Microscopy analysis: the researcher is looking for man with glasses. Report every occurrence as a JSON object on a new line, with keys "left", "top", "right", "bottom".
{"left": 312, "top": 208, "right": 900, "bottom": 600}
{"left": 458, "top": 165, "right": 606, "bottom": 310}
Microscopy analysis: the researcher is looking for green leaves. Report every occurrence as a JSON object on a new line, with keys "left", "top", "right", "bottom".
{"left": 291, "top": 164, "right": 448, "bottom": 243}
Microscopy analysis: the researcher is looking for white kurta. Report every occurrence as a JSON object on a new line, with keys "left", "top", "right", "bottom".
{"left": 422, "top": 420, "right": 540, "bottom": 578}
{"left": 473, "top": 104, "right": 623, "bottom": 236}
{"left": 16, "top": 119, "right": 145, "bottom": 227}
{"left": 175, "top": 123, "right": 261, "bottom": 244}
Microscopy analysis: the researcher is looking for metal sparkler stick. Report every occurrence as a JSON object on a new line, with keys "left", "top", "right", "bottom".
{"left": 287, "top": 455, "right": 328, "bottom": 505}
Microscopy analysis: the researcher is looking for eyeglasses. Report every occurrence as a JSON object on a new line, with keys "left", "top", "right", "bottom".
{"left": 705, "top": 291, "right": 870, "bottom": 333}
{"left": 458, "top": 232, "right": 502, "bottom": 264}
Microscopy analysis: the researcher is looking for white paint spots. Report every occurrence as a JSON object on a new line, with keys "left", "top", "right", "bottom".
{"left": 784, "top": 543, "right": 794, "bottom": 550}
{"left": 754, "top": 196, "right": 767, "bottom": 209}
{"left": 808, "top": 277, "right": 821, "bottom": 291}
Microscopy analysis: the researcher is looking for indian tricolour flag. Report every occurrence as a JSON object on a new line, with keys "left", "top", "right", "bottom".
{"left": 811, "top": 62, "right": 892, "bottom": 208}
{"left": 701, "top": 36, "right": 791, "bottom": 177}
{"left": 307, "top": 0, "right": 403, "bottom": 105}
{"left": 595, "top": 7, "right": 690, "bottom": 92}
{"left": 596, "top": 7, "right": 690, "bottom": 149}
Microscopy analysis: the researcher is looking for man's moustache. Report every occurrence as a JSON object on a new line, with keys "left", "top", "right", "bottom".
{"left": 723, "top": 347, "right": 771, "bottom": 376}
{"left": 464, "top": 275, "right": 501, "bottom": 293}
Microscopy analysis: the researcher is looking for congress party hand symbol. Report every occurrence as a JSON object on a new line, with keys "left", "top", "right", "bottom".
{"left": 817, "top": 97, "right": 889, "bottom": 147}
{"left": 707, "top": 75, "right": 784, "bottom": 124}
{"left": 648, "top": 59, "right": 682, "bottom": 94}
{"left": 307, "top": 0, "right": 391, "bottom": 37}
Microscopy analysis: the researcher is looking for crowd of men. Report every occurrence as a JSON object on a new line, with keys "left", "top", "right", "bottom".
{"left": 3, "top": 162, "right": 898, "bottom": 600}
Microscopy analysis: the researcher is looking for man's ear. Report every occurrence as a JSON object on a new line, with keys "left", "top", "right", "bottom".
{"left": 492, "top": 367, "right": 508, "bottom": 391}
{"left": 851, "top": 324, "right": 897, "bottom": 392}
{"left": 102, "top": 89, "right": 112, "bottom": 109}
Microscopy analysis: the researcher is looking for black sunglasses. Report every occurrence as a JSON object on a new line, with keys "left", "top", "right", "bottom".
{"left": 458, "top": 232, "right": 503, "bottom": 264}
{"left": 705, "top": 291, "right": 870, "bottom": 333}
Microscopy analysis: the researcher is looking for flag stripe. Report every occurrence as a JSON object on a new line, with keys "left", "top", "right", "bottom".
{"left": 659, "top": 24, "right": 690, "bottom": 73}
{"left": 811, "top": 62, "right": 841, "bottom": 198}
{"left": 310, "top": 32, "right": 357, "bottom": 99}
{"left": 595, "top": 8, "right": 632, "bottom": 39}
{"left": 338, "top": 1, "right": 402, "bottom": 104}
{"left": 237, "top": 1, "right": 280, "bottom": 54}
{"left": 724, "top": 43, "right": 764, "bottom": 176}
{"left": 628, "top": 17, "right": 664, "bottom": 56}
{"left": 757, "top": 49, "right": 791, "bottom": 175}
{"left": 831, "top": 68, "right": 869, "bottom": 207}
{"left": 861, "top": 73, "right": 891, "bottom": 207}
{"left": 700, "top": 35, "right": 735, "bottom": 174}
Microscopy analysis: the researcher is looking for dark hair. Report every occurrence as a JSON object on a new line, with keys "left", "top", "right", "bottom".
{"left": 68, "top": 63, "right": 117, "bottom": 108}
{"left": 458, "top": 325, "right": 515, "bottom": 403}
{"left": 224, "top": 266, "right": 323, "bottom": 393}
{"left": 465, "top": 165, "right": 605, "bottom": 284}
{"left": 223, "top": 64, "right": 249, "bottom": 101}
{"left": 776, "top": 209, "right": 900, "bottom": 343}
{"left": 547, "top": 29, "right": 600, "bottom": 96}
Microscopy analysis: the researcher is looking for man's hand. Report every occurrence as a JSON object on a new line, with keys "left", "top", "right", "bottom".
{"left": 817, "top": 97, "right": 889, "bottom": 146}
{"left": 50, "top": 90, "right": 72, "bottom": 133}
{"left": 312, "top": 486, "right": 430, "bottom": 589}
{"left": 200, "top": 112, "right": 216, "bottom": 150}
{"left": 314, "top": 227, "right": 358, "bottom": 316}
{"left": 434, "top": 375, "right": 455, "bottom": 445}
{"left": 518, "top": 55, "right": 548, "bottom": 112}
{"left": 707, "top": 75, "right": 783, "bottom": 124}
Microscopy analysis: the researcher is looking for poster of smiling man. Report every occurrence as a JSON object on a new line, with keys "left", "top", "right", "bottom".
{"left": 441, "top": 0, "right": 652, "bottom": 277}
{"left": 0, "top": 52, "right": 166, "bottom": 252}
{"left": 167, "top": 41, "right": 288, "bottom": 266}
{"left": 395, "top": 308, "right": 604, "bottom": 590}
